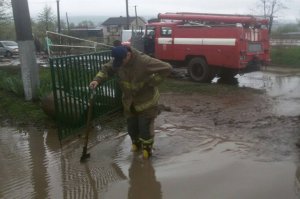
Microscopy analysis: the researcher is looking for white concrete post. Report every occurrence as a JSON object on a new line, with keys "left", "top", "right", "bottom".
{"left": 18, "top": 41, "right": 40, "bottom": 100}
{"left": 11, "top": 0, "right": 40, "bottom": 101}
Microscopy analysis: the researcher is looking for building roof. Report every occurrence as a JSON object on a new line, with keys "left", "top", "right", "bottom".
{"left": 102, "top": 16, "right": 145, "bottom": 26}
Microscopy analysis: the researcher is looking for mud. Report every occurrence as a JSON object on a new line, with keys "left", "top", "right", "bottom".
{"left": 1, "top": 68, "right": 300, "bottom": 198}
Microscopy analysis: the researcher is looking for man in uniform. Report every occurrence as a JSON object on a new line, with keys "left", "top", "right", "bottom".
{"left": 89, "top": 46, "right": 172, "bottom": 158}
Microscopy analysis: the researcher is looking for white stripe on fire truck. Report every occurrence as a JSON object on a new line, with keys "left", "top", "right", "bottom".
{"left": 157, "top": 38, "right": 172, "bottom": 44}
{"left": 158, "top": 38, "right": 236, "bottom": 46}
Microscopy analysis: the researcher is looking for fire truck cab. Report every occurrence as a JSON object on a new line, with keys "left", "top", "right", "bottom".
{"left": 143, "top": 12, "right": 270, "bottom": 82}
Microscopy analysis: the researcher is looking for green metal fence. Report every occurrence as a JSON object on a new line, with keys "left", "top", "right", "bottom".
{"left": 49, "top": 51, "right": 122, "bottom": 141}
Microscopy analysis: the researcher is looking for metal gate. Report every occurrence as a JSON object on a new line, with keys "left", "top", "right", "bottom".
{"left": 49, "top": 51, "right": 122, "bottom": 141}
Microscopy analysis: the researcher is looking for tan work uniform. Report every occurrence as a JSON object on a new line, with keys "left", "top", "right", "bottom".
{"left": 93, "top": 47, "right": 172, "bottom": 144}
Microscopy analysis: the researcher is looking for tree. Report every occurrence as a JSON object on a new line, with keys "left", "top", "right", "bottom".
{"left": 254, "top": 0, "right": 288, "bottom": 33}
{"left": 37, "top": 5, "right": 56, "bottom": 32}
{"left": 31, "top": 6, "right": 56, "bottom": 52}
{"left": 0, "top": 0, "right": 15, "bottom": 40}
{"left": 0, "top": 0, "right": 10, "bottom": 22}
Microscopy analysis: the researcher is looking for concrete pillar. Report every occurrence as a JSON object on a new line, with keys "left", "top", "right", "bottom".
{"left": 18, "top": 41, "right": 40, "bottom": 100}
{"left": 11, "top": 0, "right": 40, "bottom": 101}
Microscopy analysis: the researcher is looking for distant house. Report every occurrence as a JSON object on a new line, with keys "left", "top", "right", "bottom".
{"left": 102, "top": 16, "right": 146, "bottom": 44}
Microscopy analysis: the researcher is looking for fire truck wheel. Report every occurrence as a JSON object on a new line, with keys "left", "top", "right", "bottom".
{"left": 188, "top": 57, "right": 212, "bottom": 83}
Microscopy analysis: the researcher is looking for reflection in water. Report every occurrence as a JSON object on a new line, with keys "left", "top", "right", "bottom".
{"left": 29, "top": 129, "right": 48, "bottom": 199}
{"left": 0, "top": 126, "right": 128, "bottom": 199}
{"left": 128, "top": 156, "right": 162, "bottom": 199}
{"left": 0, "top": 128, "right": 35, "bottom": 198}
{"left": 213, "top": 71, "right": 300, "bottom": 116}
{"left": 59, "top": 138, "right": 126, "bottom": 198}
{"left": 0, "top": 127, "right": 63, "bottom": 198}
{"left": 238, "top": 72, "right": 300, "bottom": 116}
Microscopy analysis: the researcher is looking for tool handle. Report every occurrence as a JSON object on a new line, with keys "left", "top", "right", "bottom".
{"left": 83, "top": 88, "right": 96, "bottom": 148}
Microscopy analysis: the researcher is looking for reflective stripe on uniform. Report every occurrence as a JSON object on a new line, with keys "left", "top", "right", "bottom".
{"left": 96, "top": 71, "right": 106, "bottom": 78}
{"left": 139, "top": 138, "right": 154, "bottom": 144}
{"left": 152, "top": 74, "right": 163, "bottom": 82}
{"left": 120, "top": 81, "right": 145, "bottom": 90}
{"left": 134, "top": 87, "right": 160, "bottom": 112}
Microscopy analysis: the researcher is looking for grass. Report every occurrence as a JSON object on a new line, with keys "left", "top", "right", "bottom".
{"left": 0, "top": 66, "right": 52, "bottom": 97}
{"left": 0, "top": 66, "right": 53, "bottom": 126}
{"left": 271, "top": 46, "right": 300, "bottom": 67}
{"left": 0, "top": 68, "right": 24, "bottom": 96}
{"left": 0, "top": 89, "right": 50, "bottom": 126}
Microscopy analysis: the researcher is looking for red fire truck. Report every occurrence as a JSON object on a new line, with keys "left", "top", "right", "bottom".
{"left": 142, "top": 12, "right": 270, "bottom": 82}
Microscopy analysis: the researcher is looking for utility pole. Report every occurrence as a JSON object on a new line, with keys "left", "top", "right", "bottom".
{"left": 66, "top": 12, "right": 70, "bottom": 34}
{"left": 134, "top": 5, "right": 138, "bottom": 28}
{"left": 125, "top": 0, "right": 130, "bottom": 30}
{"left": 11, "top": 0, "right": 39, "bottom": 101}
{"left": 57, "top": 0, "right": 61, "bottom": 33}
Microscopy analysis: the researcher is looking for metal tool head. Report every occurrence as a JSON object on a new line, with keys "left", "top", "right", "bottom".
{"left": 80, "top": 146, "right": 91, "bottom": 162}
{"left": 80, "top": 153, "right": 90, "bottom": 162}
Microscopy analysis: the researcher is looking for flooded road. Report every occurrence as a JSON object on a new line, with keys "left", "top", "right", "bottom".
{"left": 1, "top": 68, "right": 300, "bottom": 198}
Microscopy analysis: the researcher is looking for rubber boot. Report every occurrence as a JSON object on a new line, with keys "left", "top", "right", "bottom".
{"left": 131, "top": 140, "right": 141, "bottom": 152}
{"left": 140, "top": 138, "right": 154, "bottom": 159}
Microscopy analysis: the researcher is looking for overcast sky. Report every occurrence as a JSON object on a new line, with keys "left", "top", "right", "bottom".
{"left": 27, "top": 0, "right": 300, "bottom": 22}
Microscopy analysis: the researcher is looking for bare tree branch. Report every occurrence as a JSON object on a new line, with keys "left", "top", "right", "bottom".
{"left": 0, "top": 0, "right": 12, "bottom": 22}
{"left": 254, "top": 0, "right": 288, "bottom": 33}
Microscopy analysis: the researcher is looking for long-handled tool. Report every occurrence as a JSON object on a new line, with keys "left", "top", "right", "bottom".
{"left": 80, "top": 88, "right": 96, "bottom": 162}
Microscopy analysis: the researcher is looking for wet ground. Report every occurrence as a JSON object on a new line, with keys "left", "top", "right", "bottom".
{"left": 1, "top": 67, "right": 300, "bottom": 199}
{"left": 0, "top": 56, "right": 49, "bottom": 68}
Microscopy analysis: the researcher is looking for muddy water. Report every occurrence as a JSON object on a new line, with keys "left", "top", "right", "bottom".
{"left": 213, "top": 70, "right": 300, "bottom": 117}
{"left": 0, "top": 126, "right": 126, "bottom": 198}
{"left": 2, "top": 125, "right": 299, "bottom": 199}
{"left": 1, "top": 69, "right": 300, "bottom": 199}
{"left": 236, "top": 70, "right": 300, "bottom": 117}
{"left": 106, "top": 135, "right": 299, "bottom": 199}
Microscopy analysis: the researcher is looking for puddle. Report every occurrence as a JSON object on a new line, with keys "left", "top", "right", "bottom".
{"left": 0, "top": 126, "right": 126, "bottom": 198}
{"left": 173, "top": 67, "right": 300, "bottom": 117}
{"left": 237, "top": 71, "right": 300, "bottom": 116}
{"left": 105, "top": 134, "right": 300, "bottom": 199}
{"left": 213, "top": 70, "right": 300, "bottom": 117}
{"left": 1, "top": 119, "right": 300, "bottom": 198}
